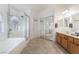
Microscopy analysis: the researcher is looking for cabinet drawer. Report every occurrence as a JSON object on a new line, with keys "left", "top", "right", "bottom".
{"left": 74, "top": 38, "right": 79, "bottom": 45}
{"left": 71, "top": 43, "right": 79, "bottom": 54}
{"left": 68, "top": 41, "right": 75, "bottom": 53}
{"left": 64, "top": 35, "right": 68, "bottom": 40}
{"left": 68, "top": 37, "right": 79, "bottom": 54}
{"left": 68, "top": 36, "right": 73, "bottom": 42}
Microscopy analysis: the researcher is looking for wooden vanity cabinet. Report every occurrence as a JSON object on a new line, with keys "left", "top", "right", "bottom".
{"left": 56, "top": 32, "right": 79, "bottom": 54}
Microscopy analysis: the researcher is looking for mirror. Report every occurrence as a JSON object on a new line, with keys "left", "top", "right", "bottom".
{"left": 58, "top": 19, "right": 63, "bottom": 27}
{"left": 71, "top": 13, "right": 79, "bottom": 32}
{"left": 64, "top": 17, "right": 70, "bottom": 27}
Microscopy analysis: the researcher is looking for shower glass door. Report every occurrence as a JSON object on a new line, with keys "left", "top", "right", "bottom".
{"left": 8, "top": 5, "right": 30, "bottom": 38}
{"left": 44, "top": 16, "right": 54, "bottom": 40}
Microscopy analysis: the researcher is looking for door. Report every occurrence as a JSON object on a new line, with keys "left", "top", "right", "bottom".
{"left": 56, "top": 32, "right": 62, "bottom": 44}
{"left": 73, "top": 38, "right": 79, "bottom": 54}
{"left": 68, "top": 36, "right": 75, "bottom": 53}
{"left": 44, "top": 16, "right": 54, "bottom": 40}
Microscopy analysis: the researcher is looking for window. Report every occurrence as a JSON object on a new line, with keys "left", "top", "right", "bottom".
{"left": 0, "top": 15, "right": 4, "bottom": 32}
{"left": 9, "top": 16, "right": 19, "bottom": 32}
{"left": 0, "top": 22, "right": 2, "bottom": 32}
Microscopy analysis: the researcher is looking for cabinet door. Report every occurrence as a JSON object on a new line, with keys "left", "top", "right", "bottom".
{"left": 68, "top": 37, "right": 79, "bottom": 54}
{"left": 69, "top": 43, "right": 79, "bottom": 54}
{"left": 73, "top": 38, "right": 79, "bottom": 54}
{"left": 61, "top": 35, "right": 68, "bottom": 49}
{"left": 56, "top": 33, "right": 59, "bottom": 43}
{"left": 56, "top": 33, "right": 61, "bottom": 44}
{"left": 68, "top": 37, "right": 75, "bottom": 53}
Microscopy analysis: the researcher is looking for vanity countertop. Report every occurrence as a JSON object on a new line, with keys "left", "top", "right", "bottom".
{"left": 56, "top": 31, "right": 79, "bottom": 39}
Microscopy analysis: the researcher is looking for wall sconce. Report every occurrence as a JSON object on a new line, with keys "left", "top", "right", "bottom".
{"left": 40, "top": 20, "right": 43, "bottom": 22}
{"left": 63, "top": 9, "right": 69, "bottom": 14}
{"left": 69, "top": 23, "right": 73, "bottom": 28}
{"left": 55, "top": 23, "right": 58, "bottom": 28}
{"left": 21, "top": 16, "right": 24, "bottom": 18}
{"left": 34, "top": 19, "right": 38, "bottom": 22}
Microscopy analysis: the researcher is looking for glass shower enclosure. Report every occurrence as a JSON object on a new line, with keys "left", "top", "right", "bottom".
{"left": 8, "top": 5, "right": 30, "bottom": 38}
{"left": 40, "top": 16, "right": 54, "bottom": 40}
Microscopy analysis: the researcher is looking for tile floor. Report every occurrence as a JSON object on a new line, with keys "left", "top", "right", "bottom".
{"left": 21, "top": 38, "right": 68, "bottom": 54}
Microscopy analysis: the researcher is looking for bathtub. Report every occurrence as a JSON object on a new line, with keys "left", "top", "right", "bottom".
{"left": 0, "top": 38, "right": 27, "bottom": 54}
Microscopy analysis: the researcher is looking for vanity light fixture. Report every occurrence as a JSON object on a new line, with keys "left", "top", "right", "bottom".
{"left": 34, "top": 19, "right": 38, "bottom": 22}
{"left": 21, "top": 16, "right": 24, "bottom": 18}
{"left": 55, "top": 23, "right": 58, "bottom": 28}
{"left": 69, "top": 23, "right": 73, "bottom": 28}
{"left": 63, "top": 9, "right": 69, "bottom": 15}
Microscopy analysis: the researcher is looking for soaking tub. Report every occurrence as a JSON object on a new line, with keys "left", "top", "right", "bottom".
{"left": 0, "top": 38, "right": 29, "bottom": 54}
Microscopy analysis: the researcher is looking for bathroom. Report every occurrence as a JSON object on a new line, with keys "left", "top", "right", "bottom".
{"left": 0, "top": 4, "right": 79, "bottom": 54}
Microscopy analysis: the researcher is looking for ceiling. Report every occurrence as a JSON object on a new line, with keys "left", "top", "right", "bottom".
{"left": 9, "top": 4, "right": 75, "bottom": 18}
{"left": 10, "top": 4, "right": 73, "bottom": 12}
{"left": 10, "top": 4, "right": 48, "bottom": 14}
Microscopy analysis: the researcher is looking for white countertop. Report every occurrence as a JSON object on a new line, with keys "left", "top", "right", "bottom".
{"left": 57, "top": 31, "right": 79, "bottom": 39}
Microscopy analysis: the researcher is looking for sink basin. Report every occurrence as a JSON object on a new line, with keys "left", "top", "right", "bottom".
{"left": 71, "top": 33, "right": 79, "bottom": 36}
